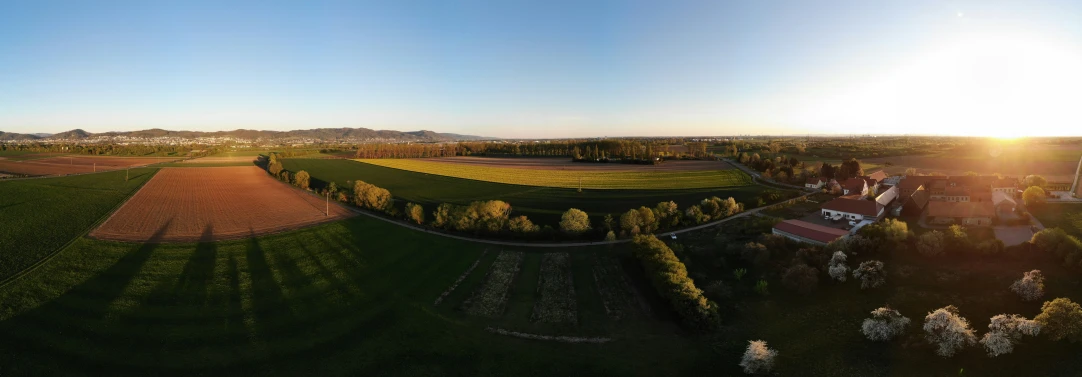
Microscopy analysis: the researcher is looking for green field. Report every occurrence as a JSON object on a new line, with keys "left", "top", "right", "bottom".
{"left": 0, "top": 216, "right": 713, "bottom": 376}
{"left": 282, "top": 159, "right": 781, "bottom": 225}
{"left": 0, "top": 169, "right": 157, "bottom": 282}
{"left": 1032, "top": 203, "right": 1082, "bottom": 237}
{"left": 355, "top": 158, "right": 752, "bottom": 190}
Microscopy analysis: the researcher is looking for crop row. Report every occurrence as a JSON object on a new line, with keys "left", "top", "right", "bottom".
{"left": 462, "top": 251, "right": 524, "bottom": 317}
{"left": 531, "top": 253, "right": 577, "bottom": 324}
{"left": 591, "top": 254, "right": 641, "bottom": 320}
{"left": 355, "top": 159, "right": 751, "bottom": 190}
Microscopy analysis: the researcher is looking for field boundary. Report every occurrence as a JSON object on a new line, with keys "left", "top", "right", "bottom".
{"left": 0, "top": 157, "right": 186, "bottom": 182}
{"left": 0, "top": 168, "right": 161, "bottom": 290}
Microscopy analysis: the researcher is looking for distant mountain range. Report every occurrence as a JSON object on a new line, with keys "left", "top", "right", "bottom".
{"left": 0, "top": 128, "right": 495, "bottom": 142}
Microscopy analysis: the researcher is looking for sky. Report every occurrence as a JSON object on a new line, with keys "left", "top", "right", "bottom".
{"left": 1, "top": 0, "right": 1080, "bottom": 138}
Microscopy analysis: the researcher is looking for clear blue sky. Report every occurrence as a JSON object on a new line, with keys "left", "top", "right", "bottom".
{"left": 2, "top": 0, "right": 1080, "bottom": 138}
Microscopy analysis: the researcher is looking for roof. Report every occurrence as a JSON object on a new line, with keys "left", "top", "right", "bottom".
{"left": 906, "top": 189, "right": 931, "bottom": 209}
{"left": 993, "top": 178, "right": 1018, "bottom": 188}
{"left": 773, "top": 219, "right": 850, "bottom": 244}
{"left": 866, "top": 170, "right": 888, "bottom": 182}
{"left": 863, "top": 177, "right": 878, "bottom": 187}
{"left": 992, "top": 191, "right": 1016, "bottom": 206}
{"left": 943, "top": 187, "right": 969, "bottom": 196}
{"left": 806, "top": 177, "right": 825, "bottom": 185}
{"left": 898, "top": 175, "right": 947, "bottom": 190}
{"left": 822, "top": 197, "right": 883, "bottom": 217}
{"left": 926, "top": 201, "right": 996, "bottom": 218}
{"left": 876, "top": 186, "right": 899, "bottom": 206}
{"left": 843, "top": 178, "right": 867, "bottom": 193}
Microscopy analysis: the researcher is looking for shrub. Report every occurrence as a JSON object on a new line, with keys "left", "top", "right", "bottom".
{"left": 923, "top": 305, "right": 977, "bottom": 357}
{"left": 739, "top": 340, "right": 778, "bottom": 375}
{"left": 918, "top": 231, "right": 946, "bottom": 257}
{"left": 352, "top": 180, "right": 393, "bottom": 213}
{"left": 976, "top": 239, "right": 1005, "bottom": 256}
{"left": 603, "top": 230, "right": 616, "bottom": 241}
{"left": 684, "top": 205, "right": 707, "bottom": 224}
{"left": 861, "top": 218, "right": 909, "bottom": 243}
{"left": 852, "top": 260, "right": 886, "bottom": 289}
{"left": 827, "top": 251, "right": 848, "bottom": 282}
{"left": 862, "top": 307, "right": 911, "bottom": 341}
{"left": 631, "top": 235, "right": 720, "bottom": 330}
{"left": 405, "top": 202, "right": 425, "bottom": 225}
{"left": 781, "top": 264, "right": 819, "bottom": 294}
{"left": 1034, "top": 298, "right": 1082, "bottom": 342}
{"left": 753, "top": 280, "right": 769, "bottom": 296}
{"left": 1009, "top": 270, "right": 1045, "bottom": 302}
{"left": 559, "top": 208, "right": 592, "bottom": 234}
{"left": 795, "top": 247, "right": 831, "bottom": 270}
{"left": 1030, "top": 228, "right": 1082, "bottom": 263}
{"left": 432, "top": 203, "right": 456, "bottom": 228}
{"left": 733, "top": 268, "right": 747, "bottom": 281}
{"left": 293, "top": 170, "right": 311, "bottom": 190}
{"left": 741, "top": 242, "right": 770, "bottom": 267}
{"left": 980, "top": 314, "right": 1041, "bottom": 357}
{"left": 1023, "top": 186, "right": 1047, "bottom": 207}
{"left": 508, "top": 215, "right": 540, "bottom": 234}
{"left": 946, "top": 224, "right": 973, "bottom": 252}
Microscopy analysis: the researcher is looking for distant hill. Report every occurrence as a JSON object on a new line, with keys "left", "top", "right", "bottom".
{"left": 2, "top": 127, "right": 495, "bottom": 142}
{"left": 0, "top": 131, "right": 42, "bottom": 141}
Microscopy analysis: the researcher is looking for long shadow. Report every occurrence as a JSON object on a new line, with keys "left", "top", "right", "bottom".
{"left": 245, "top": 228, "right": 293, "bottom": 342}
{"left": 174, "top": 224, "right": 218, "bottom": 307}
{"left": 0, "top": 220, "right": 171, "bottom": 373}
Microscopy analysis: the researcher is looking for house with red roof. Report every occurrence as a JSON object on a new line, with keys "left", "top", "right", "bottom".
{"left": 821, "top": 196, "right": 884, "bottom": 222}
{"left": 841, "top": 178, "right": 869, "bottom": 196}
{"left": 772, "top": 219, "right": 850, "bottom": 246}
{"left": 927, "top": 201, "right": 995, "bottom": 226}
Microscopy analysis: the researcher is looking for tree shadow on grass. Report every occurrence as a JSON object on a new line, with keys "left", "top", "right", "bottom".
{"left": 244, "top": 228, "right": 294, "bottom": 343}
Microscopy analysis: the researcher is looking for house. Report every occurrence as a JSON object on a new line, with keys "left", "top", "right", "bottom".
{"left": 875, "top": 185, "right": 900, "bottom": 207}
{"left": 841, "top": 178, "right": 869, "bottom": 196}
{"left": 772, "top": 219, "right": 850, "bottom": 246}
{"left": 926, "top": 201, "right": 996, "bottom": 226}
{"left": 931, "top": 186, "right": 970, "bottom": 202}
{"left": 993, "top": 191, "right": 1017, "bottom": 213}
{"left": 805, "top": 177, "right": 827, "bottom": 189}
{"left": 992, "top": 178, "right": 1018, "bottom": 195}
{"left": 821, "top": 197, "right": 885, "bottom": 222}
{"left": 866, "top": 170, "right": 889, "bottom": 183}
{"left": 902, "top": 188, "right": 931, "bottom": 216}
{"left": 897, "top": 176, "right": 948, "bottom": 198}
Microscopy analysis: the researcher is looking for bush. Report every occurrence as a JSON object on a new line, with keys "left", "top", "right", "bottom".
{"left": 923, "top": 305, "right": 977, "bottom": 357}
{"left": 405, "top": 202, "right": 425, "bottom": 225}
{"left": 781, "top": 264, "right": 819, "bottom": 294}
{"left": 827, "top": 251, "right": 848, "bottom": 282}
{"left": 508, "top": 215, "right": 540, "bottom": 234}
{"left": 980, "top": 314, "right": 1041, "bottom": 357}
{"left": 976, "top": 239, "right": 1005, "bottom": 256}
{"left": 603, "top": 230, "right": 616, "bottom": 242}
{"left": 862, "top": 307, "right": 911, "bottom": 341}
{"left": 852, "top": 260, "right": 886, "bottom": 289}
{"left": 1023, "top": 186, "right": 1047, "bottom": 207}
{"left": 753, "top": 280, "right": 769, "bottom": 296}
{"left": 352, "top": 180, "right": 393, "bottom": 213}
{"left": 739, "top": 340, "right": 778, "bottom": 375}
{"left": 861, "top": 218, "right": 909, "bottom": 243}
{"left": 293, "top": 170, "right": 311, "bottom": 190}
{"left": 430, "top": 201, "right": 512, "bottom": 234}
{"left": 631, "top": 235, "right": 720, "bottom": 330}
{"left": 559, "top": 208, "right": 592, "bottom": 235}
{"left": 1034, "top": 298, "right": 1082, "bottom": 342}
{"left": 741, "top": 242, "right": 770, "bottom": 267}
{"left": 946, "top": 224, "right": 973, "bottom": 252}
{"left": 795, "top": 247, "right": 831, "bottom": 271}
{"left": 1009, "top": 270, "right": 1045, "bottom": 302}
{"left": 917, "top": 231, "right": 946, "bottom": 257}
{"left": 1030, "top": 228, "right": 1082, "bottom": 264}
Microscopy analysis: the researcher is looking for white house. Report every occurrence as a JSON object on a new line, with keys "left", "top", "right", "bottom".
{"left": 841, "top": 178, "right": 869, "bottom": 197}
{"left": 805, "top": 177, "right": 827, "bottom": 189}
{"left": 821, "top": 197, "right": 885, "bottom": 222}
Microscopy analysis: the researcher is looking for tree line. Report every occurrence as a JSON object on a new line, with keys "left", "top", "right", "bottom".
{"left": 349, "top": 139, "right": 712, "bottom": 161}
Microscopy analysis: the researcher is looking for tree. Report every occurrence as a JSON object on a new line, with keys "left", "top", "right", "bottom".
{"left": 923, "top": 305, "right": 977, "bottom": 357}
{"left": 1023, "top": 175, "right": 1047, "bottom": 189}
{"left": 604, "top": 230, "right": 616, "bottom": 241}
{"left": 637, "top": 206, "right": 658, "bottom": 233}
{"left": 432, "top": 203, "right": 456, "bottom": 228}
{"left": 904, "top": 167, "right": 918, "bottom": 176}
{"left": 620, "top": 209, "right": 642, "bottom": 235}
{"left": 739, "top": 340, "right": 778, "bottom": 375}
{"left": 559, "top": 208, "right": 591, "bottom": 234}
{"left": 945, "top": 224, "right": 972, "bottom": 252}
{"left": 852, "top": 260, "right": 886, "bottom": 289}
{"left": 293, "top": 170, "right": 310, "bottom": 190}
{"left": 1034, "top": 298, "right": 1082, "bottom": 342}
{"left": 327, "top": 181, "right": 338, "bottom": 196}
{"left": 741, "top": 242, "right": 770, "bottom": 267}
{"left": 1010, "top": 270, "right": 1045, "bottom": 302}
{"left": 684, "top": 205, "right": 706, "bottom": 224}
{"left": 781, "top": 264, "right": 819, "bottom": 294}
{"left": 862, "top": 307, "right": 911, "bottom": 341}
{"left": 654, "top": 201, "right": 680, "bottom": 228}
{"left": 828, "top": 251, "right": 849, "bottom": 282}
{"left": 1023, "top": 186, "right": 1047, "bottom": 207}
{"left": 861, "top": 218, "right": 909, "bottom": 243}
{"left": 976, "top": 239, "right": 1005, "bottom": 256}
{"left": 508, "top": 215, "right": 540, "bottom": 234}
{"left": 405, "top": 202, "right": 425, "bottom": 225}
{"left": 353, "top": 180, "right": 392, "bottom": 213}
{"left": 980, "top": 314, "right": 1041, "bottom": 357}
{"left": 268, "top": 161, "right": 283, "bottom": 176}
{"left": 917, "top": 230, "right": 946, "bottom": 257}
{"left": 632, "top": 235, "right": 719, "bottom": 330}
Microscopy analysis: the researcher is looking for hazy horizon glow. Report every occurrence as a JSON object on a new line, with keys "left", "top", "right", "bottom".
{"left": 2, "top": 1, "right": 1080, "bottom": 138}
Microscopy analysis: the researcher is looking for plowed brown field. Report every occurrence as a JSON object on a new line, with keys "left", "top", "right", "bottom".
{"left": 0, "top": 156, "right": 178, "bottom": 176}
{"left": 90, "top": 166, "right": 354, "bottom": 242}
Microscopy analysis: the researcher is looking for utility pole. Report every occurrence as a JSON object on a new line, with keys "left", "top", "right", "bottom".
{"left": 126, "top": 167, "right": 129, "bottom": 182}
{"left": 326, "top": 191, "right": 329, "bottom": 217}
{"left": 93, "top": 163, "right": 96, "bottom": 173}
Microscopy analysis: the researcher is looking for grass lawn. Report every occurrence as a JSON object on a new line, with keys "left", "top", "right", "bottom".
{"left": 1031, "top": 203, "right": 1082, "bottom": 237}
{"left": 355, "top": 158, "right": 753, "bottom": 190}
{"left": 0, "top": 216, "right": 711, "bottom": 376}
{"left": 0, "top": 168, "right": 157, "bottom": 282}
{"left": 282, "top": 159, "right": 783, "bottom": 226}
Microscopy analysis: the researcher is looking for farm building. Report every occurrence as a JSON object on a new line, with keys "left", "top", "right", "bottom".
{"left": 902, "top": 189, "right": 931, "bottom": 216}
{"left": 926, "top": 201, "right": 995, "bottom": 226}
{"left": 993, "top": 191, "right": 1017, "bottom": 213}
{"left": 866, "top": 170, "right": 889, "bottom": 183}
{"left": 772, "top": 219, "right": 850, "bottom": 246}
{"left": 992, "top": 178, "right": 1018, "bottom": 195}
{"left": 930, "top": 186, "right": 970, "bottom": 202}
{"left": 821, "top": 196, "right": 884, "bottom": 222}
{"left": 897, "top": 175, "right": 948, "bottom": 197}
{"left": 805, "top": 177, "right": 827, "bottom": 189}
{"left": 875, "top": 185, "right": 900, "bottom": 207}
{"left": 841, "top": 178, "right": 869, "bottom": 196}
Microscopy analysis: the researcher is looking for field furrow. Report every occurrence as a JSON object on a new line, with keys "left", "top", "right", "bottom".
{"left": 462, "top": 251, "right": 523, "bottom": 317}
{"left": 531, "top": 253, "right": 577, "bottom": 324}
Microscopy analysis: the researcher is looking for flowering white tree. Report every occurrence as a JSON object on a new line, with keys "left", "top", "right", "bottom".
{"left": 980, "top": 314, "right": 1041, "bottom": 357}
{"left": 923, "top": 305, "right": 977, "bottom": 357}
{"left": 828, "top": 251, "right": 848, "bottom": 282}
{"left": 739, "top": 340, "right": 778, "bottom": 374}
{"left": 862, "top": 306, "right": 911, "bottom": 341}
{"left": 1009, "top": 270, "right": 1045, "bottom": 302}
{"left": 852, "top": 260, "right": 886, "bottom": 289}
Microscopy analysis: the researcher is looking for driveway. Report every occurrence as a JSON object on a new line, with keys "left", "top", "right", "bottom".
{"left": 994, "top": 226, "right": 1035, "bottom": 246}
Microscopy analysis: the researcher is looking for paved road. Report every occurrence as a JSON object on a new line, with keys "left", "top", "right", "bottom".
{"left": 326, "top": 188, "right": 817, "bottom": 249}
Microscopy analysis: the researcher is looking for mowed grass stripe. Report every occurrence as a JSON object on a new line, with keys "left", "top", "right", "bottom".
{"left": 355, "top": 159, "right": 752, "bottom": 189}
